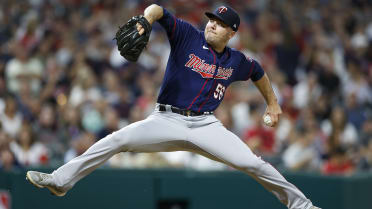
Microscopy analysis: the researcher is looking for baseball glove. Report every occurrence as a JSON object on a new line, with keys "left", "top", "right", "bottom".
{"left": 114, "top": 15, "right": 152, "bottom": 62}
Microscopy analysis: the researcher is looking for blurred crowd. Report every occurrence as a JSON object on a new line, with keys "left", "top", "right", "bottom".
{"left": 0, "top": 0, "right": 371, "bottom": 176}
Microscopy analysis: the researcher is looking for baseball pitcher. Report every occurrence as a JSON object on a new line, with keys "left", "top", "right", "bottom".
{"left": 26, "top": 4, "right": 320, "bottom": 209}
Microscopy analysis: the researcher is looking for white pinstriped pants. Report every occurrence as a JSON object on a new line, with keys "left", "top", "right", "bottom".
{"left": 52, "top": 104, "right": 313, "bottom": 209}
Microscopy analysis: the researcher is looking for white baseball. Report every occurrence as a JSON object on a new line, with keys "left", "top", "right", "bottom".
{"left": 263, "top": 115, "right": 272, "bottom": 126}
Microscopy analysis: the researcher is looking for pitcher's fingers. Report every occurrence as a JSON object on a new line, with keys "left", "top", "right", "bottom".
{"left": 271, "top": 120, "right": 278, "bottom": 127}
{"left": 273, "top": 114, "right": 279, "bottom": 123}
{"left": 136, "top": 23, "right": 143, "bottom": 31}
{"left": 269, "top": 113, "right": 278, "bottom": 125}
{"left": 140, "top": 28, "right": 145, "bottom": 35}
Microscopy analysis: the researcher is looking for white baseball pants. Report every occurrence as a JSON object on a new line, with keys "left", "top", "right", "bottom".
{"left": 52, "top": 104, "right": 313, "bottom": 209}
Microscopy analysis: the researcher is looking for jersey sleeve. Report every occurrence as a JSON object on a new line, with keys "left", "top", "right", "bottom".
{"left": 234, "top": 55, "right": 265, "bottom": 82}
{"left": 157, "top": 7, "right": 199, "bottom": 49}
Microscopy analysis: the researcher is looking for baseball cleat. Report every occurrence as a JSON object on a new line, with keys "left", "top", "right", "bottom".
{"left": 26, "top": 171, "right": 67, "bottom": 197}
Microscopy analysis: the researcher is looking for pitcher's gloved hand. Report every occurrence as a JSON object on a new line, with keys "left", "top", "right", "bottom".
{"left": 114, "top": 15, "right": 152, "bottom": 62}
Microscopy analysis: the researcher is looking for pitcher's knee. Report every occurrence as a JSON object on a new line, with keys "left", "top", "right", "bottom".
{"left": 234, "top": 162, "right": 258, "bottom": 173}
{"left": 231, "top": 157, "right": 263, "bottom": 173}
{"left": 106, "top": 128, "right": 134, "bottom": 151}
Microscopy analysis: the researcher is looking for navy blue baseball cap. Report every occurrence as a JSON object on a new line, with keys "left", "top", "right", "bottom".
{"left": 205, "top": 6, "right": 240, "bottom": 31}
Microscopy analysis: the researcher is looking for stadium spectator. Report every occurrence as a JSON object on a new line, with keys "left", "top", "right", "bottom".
{"left": 0, "top": 148, "right": 19, "bottom": 171}
{"left": 9, "top": 123, "right": 49, "bottom": 167}
{"left": 322, "top": 146, "right": 354, "bottom": 175}
{"left": 321, "top": 106, "right": 358, "bottom": 147}
{"left": 0, "top": 94, "right": 23, "bottom": 139}
{"left": 282, "top": 128, "right": 320, "bottom": 171}
{"left": 5, "top": 43, "right": 44, "bottom": 96}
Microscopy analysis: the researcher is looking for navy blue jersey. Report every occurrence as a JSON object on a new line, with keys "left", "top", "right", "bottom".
{"left": 157, "top": 8, "right": 264, "bottom": 112}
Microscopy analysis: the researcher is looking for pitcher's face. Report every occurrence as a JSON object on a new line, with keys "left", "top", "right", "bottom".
{"left": 204, "top": 17, "right": 235, "bottom": 46}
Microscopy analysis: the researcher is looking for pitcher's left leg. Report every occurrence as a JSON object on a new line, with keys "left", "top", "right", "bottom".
{"left": 27, "top": 112, "right": 189, "bottom": 195}
{"left": 188, "top": 121, "right": 313, "bottom": 209}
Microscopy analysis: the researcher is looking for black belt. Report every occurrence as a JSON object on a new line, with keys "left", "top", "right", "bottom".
{"left": 158, "top": 104, "right": 213, "bottom": 117}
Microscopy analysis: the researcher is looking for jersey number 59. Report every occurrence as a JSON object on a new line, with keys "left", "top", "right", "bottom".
{"left": 214, "top": 83, "right": 226, "bottom": 100}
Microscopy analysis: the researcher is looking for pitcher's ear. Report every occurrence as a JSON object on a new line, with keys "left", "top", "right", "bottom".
{"left": 229, "top": 30, "right": 236, "bottom": 39}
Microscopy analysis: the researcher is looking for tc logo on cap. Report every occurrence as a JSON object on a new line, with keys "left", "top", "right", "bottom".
{"left": 218, "top": 6, "right": 227, "bottom": 14}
